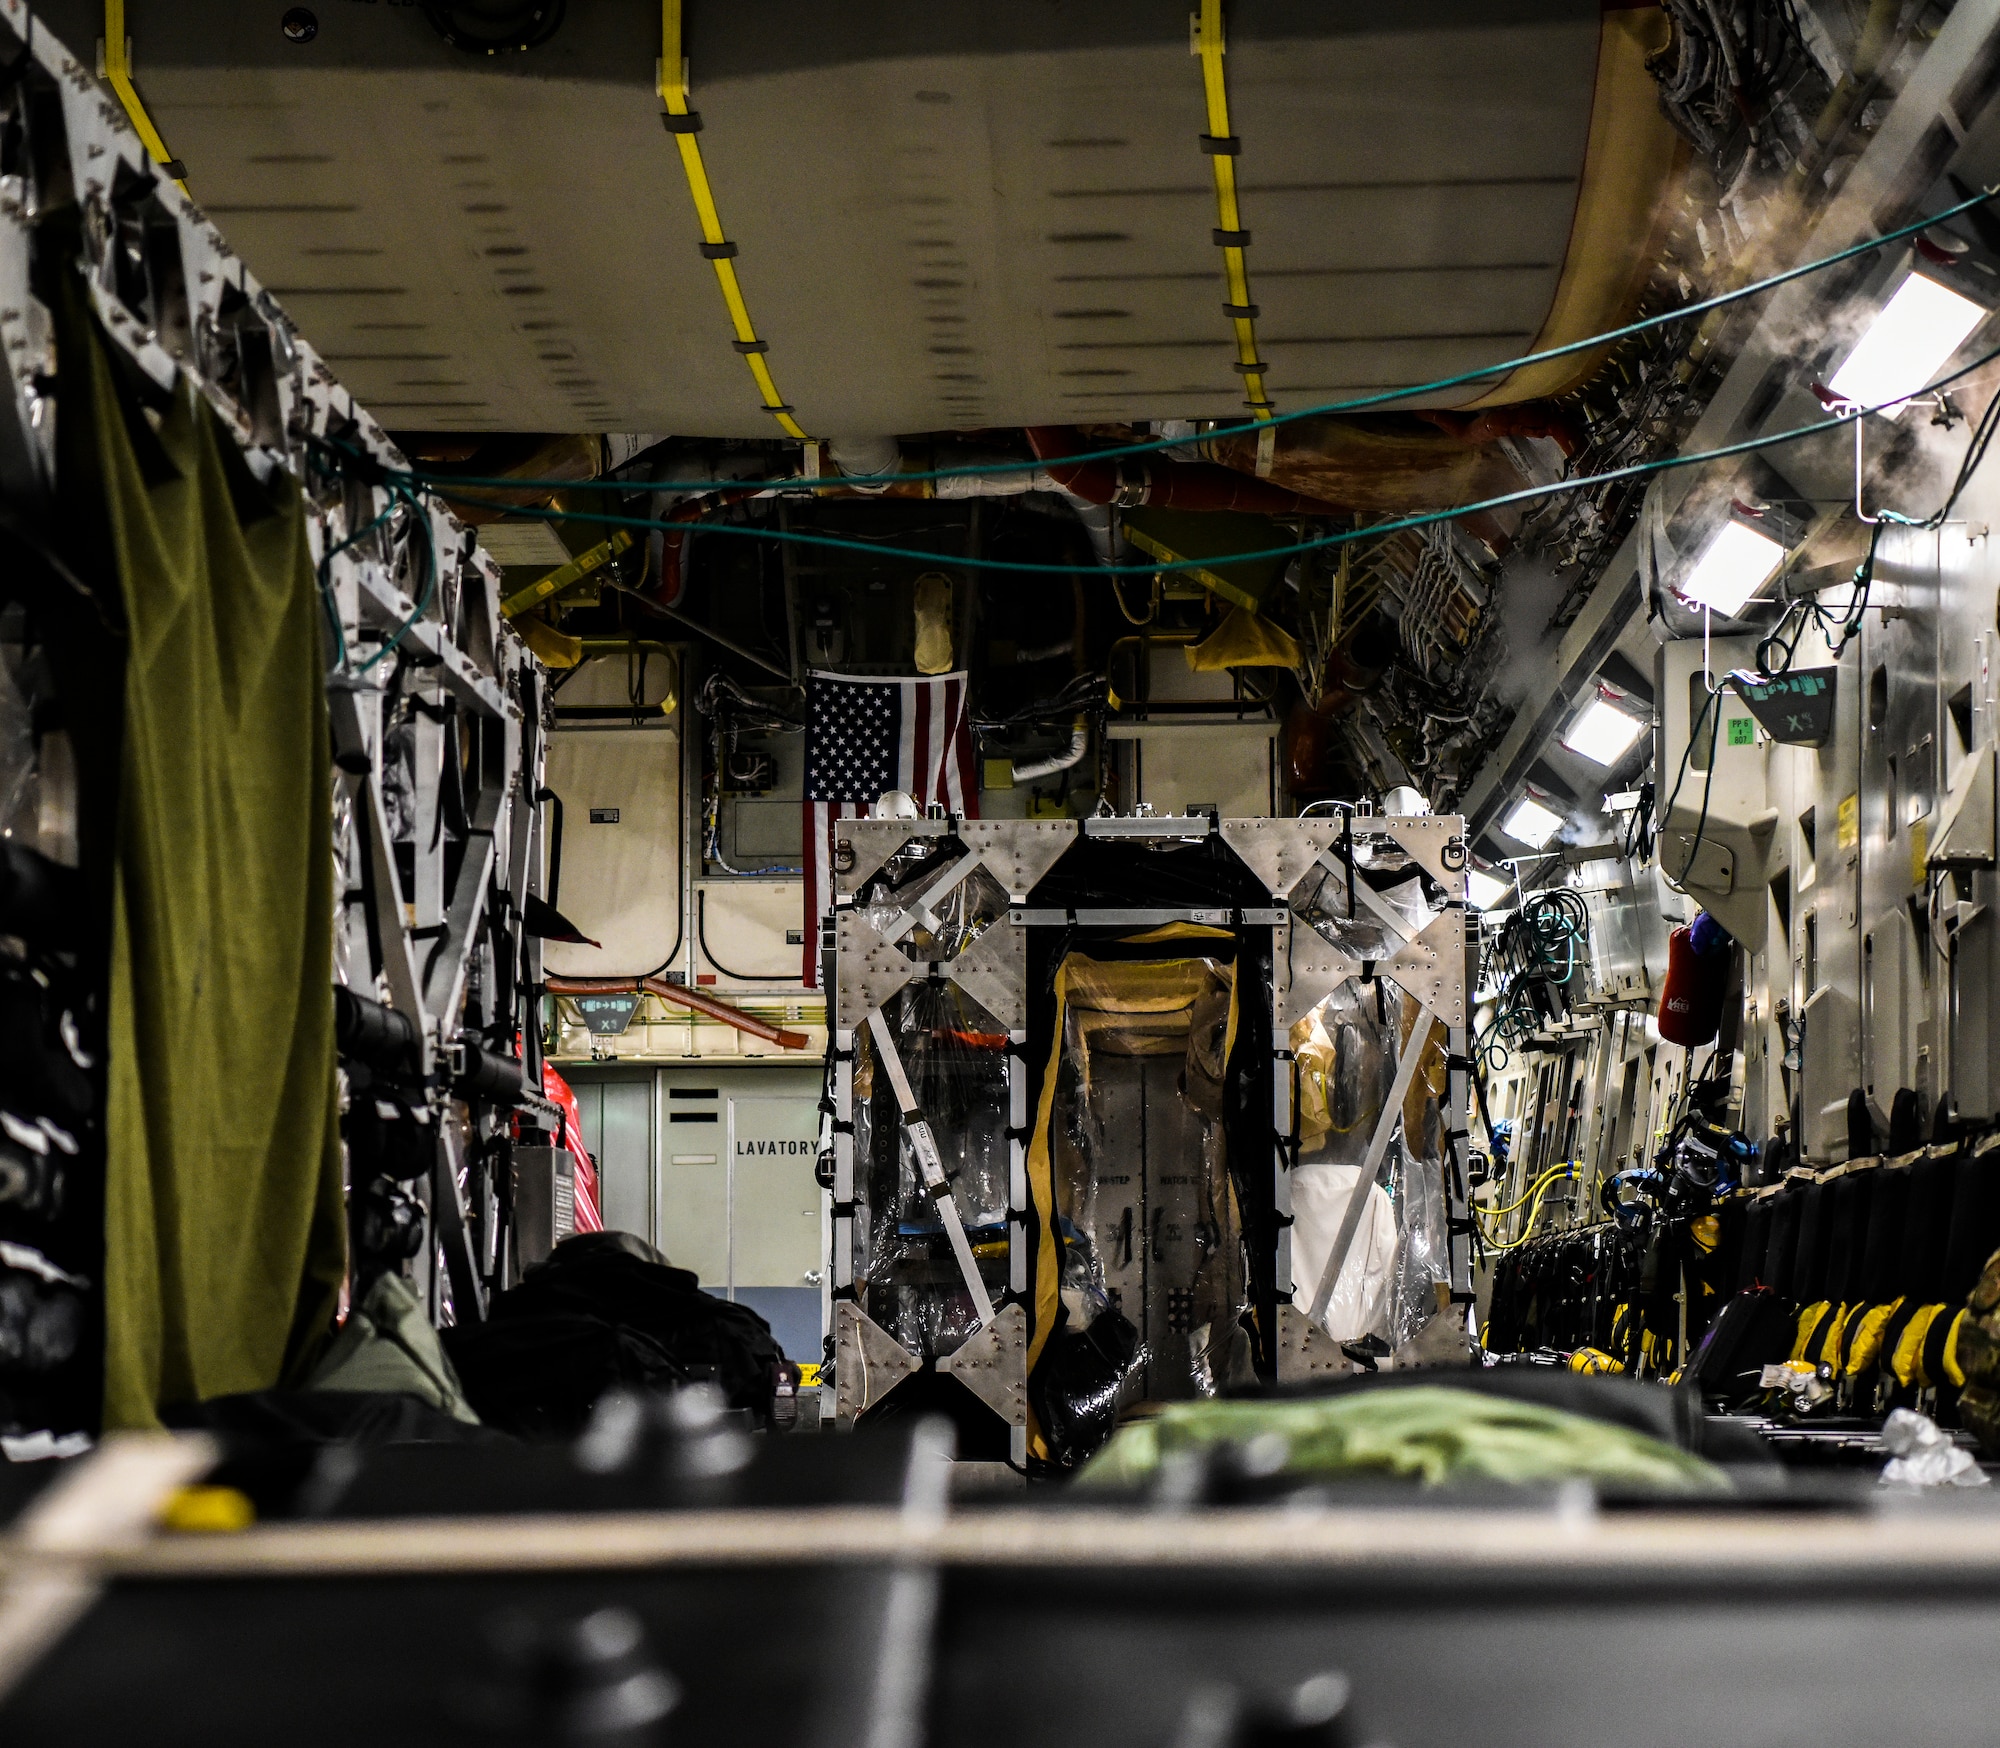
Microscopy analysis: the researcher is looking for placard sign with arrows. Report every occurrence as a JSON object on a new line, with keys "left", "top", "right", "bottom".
{"left": 1728, "top": 667, "right": 1836, "bottom": 747}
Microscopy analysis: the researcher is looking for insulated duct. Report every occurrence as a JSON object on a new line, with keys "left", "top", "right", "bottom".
{"left": 1012, "top": 721, "right": 1089, "bottom": 784}
{"left": 1023, "top": 426, "right": 1336, "bottom": 516}
{"left": 1194, "top": 412, "right": 1576, "bottom": 516}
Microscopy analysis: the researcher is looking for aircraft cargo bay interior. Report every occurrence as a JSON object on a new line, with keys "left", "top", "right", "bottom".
{"left": 7, "top": 3, "right": 2000, "bottom": 1743}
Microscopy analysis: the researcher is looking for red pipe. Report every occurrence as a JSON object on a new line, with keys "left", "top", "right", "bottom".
{"left": 655, "top": 488, "right": 763, "bottom": 609}
{"left": 546, "top": 975, "right": 810, "bottom": 1051}
{"left": 1023, "top": 426, "right": 1339, "bottom": 516}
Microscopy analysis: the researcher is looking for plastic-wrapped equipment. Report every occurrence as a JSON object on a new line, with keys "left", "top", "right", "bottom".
{"left": 1041, "top": 952, "right": 1243, "bottom": 1406}
{"left": 1290, "top": 976, "right": 1450, "bottom": 1351}
{"left": 851, "top": 980, "right": 1010, "bottom": 1362}
{"left": 861, "top": 838, "right": 1010, "bottom": 964}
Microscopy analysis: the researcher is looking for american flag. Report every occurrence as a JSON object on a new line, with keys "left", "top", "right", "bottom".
{"left": 802, "top": 671, "right": 978, "bottom": 986}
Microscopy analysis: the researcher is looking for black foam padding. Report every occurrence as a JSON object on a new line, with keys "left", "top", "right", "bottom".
{"left": 1712, "top": 1199, "right": 1747, "bottom": 1297}
{"left": 1737, "top": 1197, "right": 1774, "bottom": 1291}
{"left": 1860, "top": 1167, "right": 1912, "bottom": 1304}
{"left": 1896, "top": 1156, "right": 1954, "bottom": 1300}
{"left": 1824, "top": 1173, "right": 1873, "bottom": 1303}
{"left": 1762, "top": 1188, "right": 1803, "bottom": 1300}
{"left": 1943, "top": 1149, "right": 2000, "bottom": 1303}
{"left": 1792, "top": 1181, "right": 1832, "bottom": 1303}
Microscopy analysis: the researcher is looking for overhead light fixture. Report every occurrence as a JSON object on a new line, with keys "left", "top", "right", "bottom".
{"left": 1467, "top": 868, "right": 1513, "bottom": 910}
{"left": 1679, "top": 519, "right": 1785, "bottom": 617}
{"left": 1827, "top": 271, "right": 1988, "bottom": 415}
{"left": 1561, "top": 697, "right": 1648, "bottom": 768}
{"left": 1500, "top": 795, "right": 1563, "bottom": 849}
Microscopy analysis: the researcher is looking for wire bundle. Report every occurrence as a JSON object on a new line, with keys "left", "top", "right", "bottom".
{"left": 1475, "top": 890, "right": 1590, "bottom": 1070}
{"left": 1474, "top": 1160, "right": 1579, "bottom": 1252}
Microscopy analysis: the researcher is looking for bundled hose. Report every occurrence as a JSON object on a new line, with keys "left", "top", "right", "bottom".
{"left": 1474, "top": 889, "right": 1590, "bottom": 1069}
{"left": 1475, "top": 1162, "right": 1579, "bottom": 1252}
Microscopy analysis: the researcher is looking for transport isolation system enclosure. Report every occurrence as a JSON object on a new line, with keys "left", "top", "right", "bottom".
{"left": 824, "top": 811, "right": 1473, "bottom": 1460}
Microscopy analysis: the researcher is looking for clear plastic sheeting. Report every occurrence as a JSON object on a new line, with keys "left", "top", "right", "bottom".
{"left": 1290, "top": 982, "right": 1449, "bottom": 1350}
{"left": 860, "top": 837, "right": 1010, "bottom": 964}
{"left": 852, "top": 980, "right": 1009, "bottom": 1362}
{"left": 1293, "top": 863, "right": 1437, "bottom": 962}
{"left": 1030, "top": 1222, "right": 1148, "bottom": 1465}
{"left": 1048, "top": 953, "right": 1244, "bottom": 1401}
{"left": 0, "top": 646, "right": 36, "bottom": 847}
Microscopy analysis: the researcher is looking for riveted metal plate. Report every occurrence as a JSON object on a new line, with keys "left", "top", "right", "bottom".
{"left": 1276, "top": 919, "right": 1356, "bottom": 1029}
{"left": 1274, "top": 1303, "right": 1356, "bottom": 1383}
{"left": 1379, "top": 813, "right": 1469, "bottom": 899}
{"left": 833, "top": 816, "right": 952, "bottom": 901}
{"left": 1275, "top": 910, "right": 1466, "bottom": 1031}
{"left": 947, "top": 920, "right": 1026, "bottom": 1033}
{"left": 835, "top": 910, "right": 916, "bottom": 1028}
{"left": 955, "top": 819, "right": 1078, "bottom": 902}
{"left": 1219, "top": 817, "right": 1346, "bottom": 900}
{"left": 938, "top": 1300, "right": 1027, "bottom": 1425}
{"left": 834, "top": 1301, "right": 923, "bottom": 1425}
{"left": 1378, "top": 910, "right": 1469, "bottom": 1030}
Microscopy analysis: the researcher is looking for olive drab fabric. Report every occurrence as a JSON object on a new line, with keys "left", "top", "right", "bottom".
{"left": 71, "top": 310, "right": 346, "bottom": 1427}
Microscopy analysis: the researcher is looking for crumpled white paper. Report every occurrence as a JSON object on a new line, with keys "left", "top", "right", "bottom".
{"left": 1879, "top": 1408, "right": 1990, "bottom": 1488}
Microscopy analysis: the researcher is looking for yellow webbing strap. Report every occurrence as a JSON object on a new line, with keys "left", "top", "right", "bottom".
{"left": 660, "top": 1, "right": 808, "bottom": 441}
{"left": 103, "top": 0, "right": 188, "bottom": 195}
{"left": 1192, "top": 0, "right": 1271, "bottom": 422}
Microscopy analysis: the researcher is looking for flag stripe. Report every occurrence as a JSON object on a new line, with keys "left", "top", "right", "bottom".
{"left": 801, "top": 671, "right": 978, "bottom": 990}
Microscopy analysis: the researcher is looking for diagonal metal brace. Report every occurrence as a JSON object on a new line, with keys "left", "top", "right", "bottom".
{"left": 865, "top": 1010, "right": 996, "bottom": 1328}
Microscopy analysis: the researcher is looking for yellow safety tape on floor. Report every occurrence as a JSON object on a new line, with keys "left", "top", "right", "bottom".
{"left": 659, "top": 0, "right": 808, "bottom": 441}
{"left": 1192, "top": 0, "right": 1271, "bottom": 423}
{"left": 102, "top": 1, "right": 189, "bottom": 195}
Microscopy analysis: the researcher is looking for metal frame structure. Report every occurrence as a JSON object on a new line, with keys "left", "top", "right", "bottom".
{"left": 0, "top": 0, "right": 546, "bottom": 1329}
{"left": 826, "top": 818, "right": 1075, "bottom": 1464}
{"left": 1220, "top": 813, "right": 1475, "bottom": 1379}
{"left": 825, "top": 810, "right": 1473, "bottom": 1449}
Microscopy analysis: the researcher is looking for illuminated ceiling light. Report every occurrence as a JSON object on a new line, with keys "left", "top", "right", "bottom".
{"left": 1827, "top": 271, "right": 1988, "bottom": 415}
{"left": 1561, "top": 697, "right": 1648, "bottom": 767}
{"left": 1500, "top": 795, "right": 1563, "bottom": 849}
{"left": 1467, "top": 868, "right": 1512, "bottom": 910}
{"left": 1679, "top": 519, "right": 1785, "bottom": 617}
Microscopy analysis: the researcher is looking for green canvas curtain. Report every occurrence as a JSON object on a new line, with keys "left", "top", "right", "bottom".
{"left": 68, "top": 310, "right": 346, "bottom": 1428}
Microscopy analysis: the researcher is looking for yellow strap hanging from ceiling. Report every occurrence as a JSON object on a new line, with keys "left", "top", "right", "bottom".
{"left": 1191, "top": 0, "right": 1271, "bottom": 423}
{"left": 102, "top": 0, "right": 188, "bottom": 195}
{"left": 659, "top": 1, "right": 809, "bottom": 442}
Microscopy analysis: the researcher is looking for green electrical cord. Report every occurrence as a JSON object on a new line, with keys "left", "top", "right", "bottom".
{"left": 376, "top": 338, "right": 2000, "bottom": 582}
{"left": 353, "top": 485, "right": 439, "bottom": 675}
